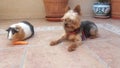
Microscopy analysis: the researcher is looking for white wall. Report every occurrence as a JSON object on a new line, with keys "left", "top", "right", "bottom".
{"left": 0, "top": 0, "right": 45, "bottom": 19}
{"left": 69, "top": 0, "right": 96, "bottom": 17}
{"left": 0, "top": 0, "right": 96, "bottom": 19}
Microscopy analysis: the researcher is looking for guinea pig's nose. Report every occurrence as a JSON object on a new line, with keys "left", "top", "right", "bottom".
{"left": 8, "top": 38, "right": 12, "bottom": 40}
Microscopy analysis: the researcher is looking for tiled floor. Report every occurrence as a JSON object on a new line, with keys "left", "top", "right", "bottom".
{"left": 0, "top": 18, "right": 120, "bottom": 68}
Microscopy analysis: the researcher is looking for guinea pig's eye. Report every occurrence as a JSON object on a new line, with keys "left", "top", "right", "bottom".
{"left": 15, "top": 27, "right": 20, "bottom": 32}
{"left": 12, "top": 29, "right": 18, "bottom": 34}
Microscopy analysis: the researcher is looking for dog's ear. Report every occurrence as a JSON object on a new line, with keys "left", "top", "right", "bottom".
{"left": 65, "top": 5, "right": 70, "bottom": 12}
{"left": 62, "top": 6, "right": 70, "bottom": 21}
{"left": 74, "top": 5, "right": 81, "bottom": 15}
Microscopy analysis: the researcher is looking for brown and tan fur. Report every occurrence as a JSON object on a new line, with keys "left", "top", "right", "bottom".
{"left": 50, "top": 5, "right": 82, "bottom": 52}
{"left": 50, "top": 5, "right": 98, "bottom": 52}
{"left": 12, "top": 25, "right": 25, "bottom": 42}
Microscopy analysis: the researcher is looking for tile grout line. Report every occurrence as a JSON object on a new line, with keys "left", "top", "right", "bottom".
{"left": 19, "top": 45, "right": 29, "bottom": 68}
{"left": 101, "top": 23, "right": 120, "bottom": 36}
{"left": 85, "top": 46, "right": 111, "bottom": 68}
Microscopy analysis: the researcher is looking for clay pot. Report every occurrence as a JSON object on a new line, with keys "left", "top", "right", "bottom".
{"left": 111, "top": 0, "right": 120, "bottom": 19}
{"left": 44, "top": 0, "right": 68, "bottom": 21}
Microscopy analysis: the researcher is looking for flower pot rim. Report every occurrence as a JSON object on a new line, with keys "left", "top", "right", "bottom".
{"left": 94, "top": 2, "right": 110, "bottom": 5}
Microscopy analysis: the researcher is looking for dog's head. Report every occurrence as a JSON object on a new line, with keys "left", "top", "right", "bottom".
{"left": 6, "top": 25, "right": 21, "bottom": 40}
{"left": 62, "top": 5, "right": 81, "bottom": 32}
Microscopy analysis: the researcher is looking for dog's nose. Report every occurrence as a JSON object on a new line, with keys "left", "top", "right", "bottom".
{"left": 65, "top": 23, "right": 68, "bottom": 26}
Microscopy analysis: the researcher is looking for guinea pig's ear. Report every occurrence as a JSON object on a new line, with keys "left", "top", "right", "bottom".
{"left": 14, "top": 29, "right": 18, "bottom": 33}
{"left": 15, "top": 25, "right": 21, "bottom": 32}
{"left": 15, "top": 28, "right": 19, "bottom": 32}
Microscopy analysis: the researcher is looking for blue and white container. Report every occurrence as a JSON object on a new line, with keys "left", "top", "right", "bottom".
{"left": 93, "top": 2, "right": 110, "bottom": 17}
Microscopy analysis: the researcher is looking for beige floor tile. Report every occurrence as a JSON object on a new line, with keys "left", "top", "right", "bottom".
{"left": 109, "top": 19, "right": 120, "bottom": 27}
{"left": 23, "top": 45, "right": 107, "bottom": 68}
{"left": 0, "top": 18, "right": 120, "bottom": 68}
{"left": 0, "top": 47, "right": 25, "bottom": 68}
{"left": 27, "top": 30, "right": 64, "bottom": 46}
{"left": 86, "top": 41, "right": 120, "bottom": 68}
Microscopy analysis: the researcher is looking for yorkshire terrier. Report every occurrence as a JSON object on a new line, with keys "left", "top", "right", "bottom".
{"left": 50, "top": 5, "right": 98, "bottom": 52}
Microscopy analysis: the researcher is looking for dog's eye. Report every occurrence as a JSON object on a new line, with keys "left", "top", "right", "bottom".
{"left": 64, "top": 18, "right": 70, "bottom": 22}
{"left": 70, "top": 20, "right": 73, "bottom": 23}
{"left": 68, "top": 19, "right": 72, "bottom": 23}
{"left": 72, "top": 21, "right": 77, "bottom": 25}
{"left": 64, "top": 19, "right": 67, "bottom": 22}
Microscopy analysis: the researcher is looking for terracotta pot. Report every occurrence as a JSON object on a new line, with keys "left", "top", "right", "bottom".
{"left": 44, "top": 0, "right": 68, "bottom": 21}
{"left": 112, "top": 0, "right": 120, "bottom": 19}
{"left": 46, "top": 17, "right": 62, "bottom": 22}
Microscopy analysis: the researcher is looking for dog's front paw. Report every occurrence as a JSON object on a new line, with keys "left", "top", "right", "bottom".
{"left": 68, "top": 44, "right": 77, "bottom": 52}
{"left": 50, "top": 41, "right": 58, "bottom": 46}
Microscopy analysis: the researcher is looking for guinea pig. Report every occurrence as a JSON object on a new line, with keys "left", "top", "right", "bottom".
{"left": 6, "top": 21, "right": 34, "bottom": 42}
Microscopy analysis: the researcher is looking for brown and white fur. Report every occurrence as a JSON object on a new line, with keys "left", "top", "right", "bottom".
{"left": 6, "top": 21, "right": 34, "bottom": 42}
{"left": 50, "top": 5, "right": 98, "bottom": 52}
